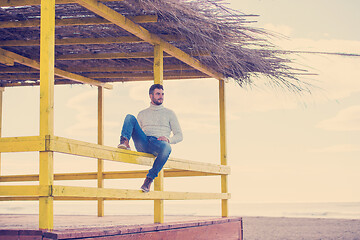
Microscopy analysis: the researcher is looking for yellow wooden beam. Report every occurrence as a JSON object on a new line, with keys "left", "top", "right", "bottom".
{"left": 49, "top": 136, "right": 231, "bottom": 175}
{"left": 0, "top": 169, "right": 218, "bottom": 182}
{"left": 0, "top": 74, "right": 209, "bottom": 86}
{"left": 0, "top": 72, "right": 207, "bottom": 81}
{"left": 154, "top": 170, "right": 164, "bottom": 223}
{"left": 0, "top": 0, "right": 123, "bottom": 7}
{"left": 65, "top": 64, "right": 194, "bottom": 73}
{"left": 39, "top": 0, "right": 55, "bottom": 230}
{"left": 0, "top": 136, "right": 46, "bottom": 152}
{"left": 0, "top": 15, "right": 157, "bottom": 29}
{"left": 103, "top": 74, "right": 209, "bottom": 82}
{"left": 0, "top": 54, "right": 14, "bottom": 66}
{"left": 75, "top": 0, "right": 225, "bottom": 80}
{"left": 0, "top": 48, "right": 113, "bottom": 89}
{"left": 0, "top": 185, "right": 50, "bottom": 196}
{"left": 52, "top": 185, "right": 231, "bottom": 200}
{"left": 219, "top": 80, "right": 228, "bottom": 217}
{"left": 153, "top": 45, "right": 163, "bottom": 85}
{"left": 84, "top": 72, "right": 208, "bottom": 79}
{"left": 0, "top": 80, "right": 76, "bottom": 87}
{"left": 0, "top": 35, "right": 183, "bottom": 47}
{"left": 97, "top": 86, "right": 104, "bottom": 217}
{"left": 0, "top": 64, "right": 192, "bottom": 74}
{"left": 153, "top": 46, "right": 164, "bottom": 222}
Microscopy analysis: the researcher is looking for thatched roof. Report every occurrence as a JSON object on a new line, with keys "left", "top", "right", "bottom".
{"left": 0, "top": 0, "right": 309, "bottom": 92}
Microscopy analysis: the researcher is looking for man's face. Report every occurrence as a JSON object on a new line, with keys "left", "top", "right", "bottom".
{"left": 150, "top": 88, "right": 164, "bottom": 105}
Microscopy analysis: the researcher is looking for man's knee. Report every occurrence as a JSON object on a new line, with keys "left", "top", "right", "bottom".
{"left": 161, "top": 142, "right": 172, "bottom": 156}
{"left": 125, "top": 114, "right": 136, "bottom": 121}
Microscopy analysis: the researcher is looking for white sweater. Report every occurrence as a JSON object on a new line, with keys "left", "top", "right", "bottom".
{"left": 137, "top": 104, "right": 183, "bottom": 144}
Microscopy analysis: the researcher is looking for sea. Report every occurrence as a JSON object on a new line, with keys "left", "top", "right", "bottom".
{"left": 1, "top": 201, "right": 360, "bottom": 219}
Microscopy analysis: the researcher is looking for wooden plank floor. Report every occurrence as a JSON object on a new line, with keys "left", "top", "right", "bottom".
{"left": 0, "top": 214, "right": 219, "bottom": 230}
{"left": 0, "top": 215, "right": 243, "bottom": 240}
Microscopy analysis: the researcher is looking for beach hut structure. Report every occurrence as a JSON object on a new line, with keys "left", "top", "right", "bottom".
{"left": 0, "top": 0, "right": 305, "bottom": 233}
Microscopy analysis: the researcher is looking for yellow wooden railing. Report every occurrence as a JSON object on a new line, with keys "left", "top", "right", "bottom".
{"left": 0, "top": 0, "right": 230, "bottom": 230}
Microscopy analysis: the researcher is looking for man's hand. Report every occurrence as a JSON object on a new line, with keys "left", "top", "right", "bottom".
{"left": 157, "top": 136, "right": 169, "bottom": 143}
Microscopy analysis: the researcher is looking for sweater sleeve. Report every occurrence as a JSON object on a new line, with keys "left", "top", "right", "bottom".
{"left": 137, "top": 111, "right": 143, "bottom": 129}
{"left": 169, "top": 110, "right": 183, "bottom": 144}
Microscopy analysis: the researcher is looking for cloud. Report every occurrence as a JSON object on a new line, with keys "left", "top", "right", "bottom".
{"left": 311, "top": 144, "right": 360, "bottom": 153}
{"left": 317, "top": 105, "right": 360, "bottom": 131}
{"left": 65, "top": 89, "right": 120, "bottom": 137}
{"left": 272, "top": 37, "right": 360, "bottom": 101}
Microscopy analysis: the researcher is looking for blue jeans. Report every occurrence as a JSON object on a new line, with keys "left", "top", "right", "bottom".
{"left": 121, "top": 114, "right": 172, "bottom": 180}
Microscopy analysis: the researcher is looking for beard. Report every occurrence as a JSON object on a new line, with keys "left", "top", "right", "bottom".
{"left": 151, "top": 96, "right": 163, "bottom": 105}
{"left": 153, "top": 99, "right": 163, "bottom": 105}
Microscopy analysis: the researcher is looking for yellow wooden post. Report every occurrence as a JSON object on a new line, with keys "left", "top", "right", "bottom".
{"left": 153, "top": 44, "right": 164, "bottom": 223}
{"left": 154, "top": 170, "right": 164, "bottom": 223}
{"left": 0, "top": 87, "right": 4, "bottom": 175}
{"left": 219, "top": 80, "right": 228, "bottom": 217}
{"left": 39, "top": 0, "right": 55, "bottom": 230}
{"left": 153, "top": 45, "right": 163, "bottom": 85}
{"left": 97, "top": 86, "right": 104, "bottom": 217}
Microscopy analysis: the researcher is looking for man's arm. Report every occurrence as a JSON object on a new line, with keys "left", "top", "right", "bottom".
{"left": 168, "top": 110, "right": 183, "bottom": 144}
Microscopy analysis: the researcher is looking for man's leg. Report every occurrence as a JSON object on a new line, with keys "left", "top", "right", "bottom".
{"left": 118, "top": 115, "right": 155, "bottom": 192}
{"left": 146, "top": 137, "right": 172, "bottom": 180}
{"left": 118, "top": 114, "right": 148, "bottom": 151}
{"left": 141, "top": 137, "right": 171, "bottom": 193}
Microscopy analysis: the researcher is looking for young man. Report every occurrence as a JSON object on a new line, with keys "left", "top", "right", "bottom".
{"left": 118, "top": 84, "right": 183, "bottom": 192}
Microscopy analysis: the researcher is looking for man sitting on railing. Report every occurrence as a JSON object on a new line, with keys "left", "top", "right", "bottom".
{"left": 117, "top": 84, "right": 183, "bottom": 192}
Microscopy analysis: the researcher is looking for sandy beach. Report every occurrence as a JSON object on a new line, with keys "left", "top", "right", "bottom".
{"left": 243, "top": 216, "right": 360, "bottom": 240}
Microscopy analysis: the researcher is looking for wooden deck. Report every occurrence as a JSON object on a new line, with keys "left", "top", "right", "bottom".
{"left": 0, "top": 215, "right": 242, "bottom": 239}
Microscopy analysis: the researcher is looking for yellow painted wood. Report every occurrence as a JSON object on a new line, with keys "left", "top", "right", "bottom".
{"left": 153, "top": 45, "right": 164, "bottom": 85}
{"left": 154, "top": 170, "right": 164, "bottom": 223}
{"left": 0, "top": 55, "right": 14, "bottom": 66}
{"left": 0, "top": 74, "right": 209, "bottom": 87}
{"left": 49, "top": 136, "right": 230, "bottom": 175}
{"left": 97, "top": 86, "right": 104, "bottom": 217}
{"left": 0, "top": 136, "right": 46, "bottom": 152}
{"left": 0, "top": 48, "right": 113, "bottom": 89}
{"left": 0, "top": 169, "right": 218, "bottom": 182}
{"left": 0, "top": 185, "right": 50, "bottom": 196}
{"left": 0, "top": 0, "right": 123, "bottom": 7}
{"left": 82, "top": 72, "right": 207, "bottom": 80}
{"left": 75, "top": 0, "right": 225, "bottom": 80}
{"left": 0, "top": 88, "right": 3, "bottom": 175}
{"left": 219, "top": 80, "right": 228, "bottom": 217}
{"left": 52, "top": 185, "right": 231, "bottom": 200}
{"left": 0, "top": 15, "right": 157, "bottom": 29}
{"left": 0, "top": 35, "right": 183, "bottom": 47}
{"left": 64, "top": 64, "right": 193, "bottom": 73}
{"left": 0, "top": 72, "right": 208, "bottom": 81}
{"left": 39, "top": 0, "right": 55, "bottom": 230}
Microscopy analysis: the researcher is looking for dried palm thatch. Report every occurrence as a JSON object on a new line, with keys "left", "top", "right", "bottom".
{"left": 0, "top": 0, "right": 310, "bottom": 92}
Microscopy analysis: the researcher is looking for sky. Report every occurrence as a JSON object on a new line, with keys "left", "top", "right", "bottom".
{"left": 1, "top": 0, "right": 360, "bottom": 205}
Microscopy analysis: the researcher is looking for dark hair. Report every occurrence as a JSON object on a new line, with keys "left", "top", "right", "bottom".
{"left": 149, "top": 84, "right": 164, "bottom": 95}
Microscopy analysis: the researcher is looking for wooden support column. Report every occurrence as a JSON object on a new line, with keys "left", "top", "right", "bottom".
{"left": 39, "top": 0, "right": 55, "bottom": 230}
{"left": 0, "top": 87, "right": 4, "bottom": 175}
{"left": 154, "top": 170, "right": 164, "bottom": 223}
{"left": 153, "top": 45, "right": 164, "bottom": 85}
{"left": 154, "top": 44, "right": 164, "bottom": 223}
{"left": 219, "top": 80, "right": 228, "bottom": 217}
{"left": 97, "top": 87, "right": 104, "bottom": 217}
